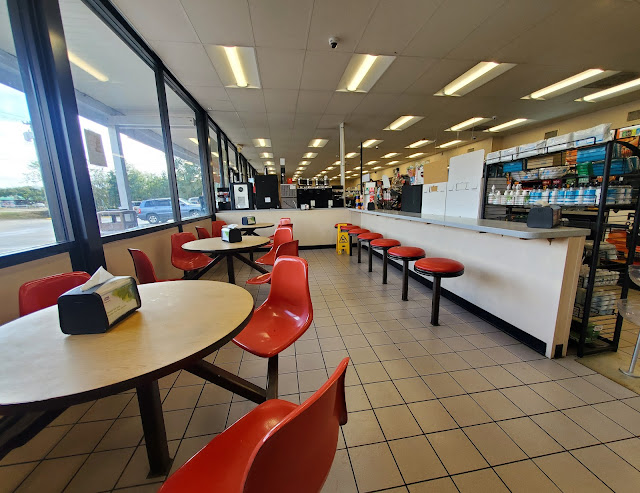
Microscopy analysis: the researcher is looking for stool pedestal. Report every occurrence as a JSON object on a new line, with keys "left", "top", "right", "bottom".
{"left": 370, "top": 239, "right": 401, "bottom": 284}
{"left": 358, "top": 233, "right": 383, "bottom": 269}
{"left": 414, "top": 258, "right": 465, "bottom": 325}
{"left": 388, "top": 247, "right": 426, "bottom": 301}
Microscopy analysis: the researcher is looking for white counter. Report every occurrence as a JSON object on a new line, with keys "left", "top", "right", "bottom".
{"left": 350, "top": 209, "right": 588, "bottom": 358}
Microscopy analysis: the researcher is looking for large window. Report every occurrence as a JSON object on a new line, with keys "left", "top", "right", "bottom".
{"left": 164, "top": 84, "right": 207, "bottom": 219}
{"left": 60, "top": 0, "right": 175, "bottom": 234}
{"left": 0, "top": 2, "right": 66, "bottom": 255}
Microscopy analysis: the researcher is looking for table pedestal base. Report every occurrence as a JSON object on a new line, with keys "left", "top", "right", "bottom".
{"left": 136, "top": 381, "right": 172, "bottom": 477}
{"left": 187, "top": 360, "right": 267, "bottom": 404}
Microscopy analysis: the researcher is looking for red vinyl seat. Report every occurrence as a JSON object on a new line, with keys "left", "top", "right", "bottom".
{"left": 234, "top": 256, "right": 312, "bottom": 398}
{"left": 346, "top": 229, "right": 369, "bottom": 256}
{"left": 211, "top": 220, "right": 227, "bottom": 238}
{"left": 334, "top": 222, "right": 352, "bottom": 228}
{"left": 256, "top": 227, "right": 294, "bottom": 266}
{"left": 414, "top": 258, "right": 465, "bottom": 326}
{"left": 370, "top": 238, "right": 401, "bottom": 284}
{"left": 128, "top": 248, "right": 180, "bottom": 284}
{"left": 18, "top": 272, "right": 91, "bottom": 316}
{"left": 247, "top": 240, "right": 299, "bottom": 285}
{"left": 159, "top": 358, "right": 349, "bottom": 493}
{"left": 357, "top": 233, "right": 383, "bottom": 271}
{"left": 388, "top": 246, "right": 426, "bottom": 301}
{"left": 171, "top": 232, "right": 214, "bottom": 275}
{"left": 195, "top": 226, "right": 211, "bottom": 239}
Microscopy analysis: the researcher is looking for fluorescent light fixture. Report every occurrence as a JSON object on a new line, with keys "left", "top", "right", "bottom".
{"left": 436, "top": 139, "right": 462, "bottom": 148}
{"left": 259, "top": 152, "right": 273, "bottom": 158}
{"left": 253, "top": 138, "right": 271, "bottom": 147}
{"left": 188, "top": 138, "right": 199, "bottom": 145}
{"left": 373, "top": 166, "right": 383, "bottom": 170}
{"left": 333, "top": 160, "right": 341, "bottom": 165}
{"left": 264, "top": 161, "right": 274, "bottom": 165}
{"left": 435, "top": 61, "right": 516, "bottom": 97}
{"left": 309, "top": 138, "right": 328, "bottom": 148}
{"left": 337, "top": 53, "right": 396, "bottom": 93}
{"left": 577, "top": 76, "right": 640, "bottom": 102}
{"left": 525, "top": 69, "right": 618, "bottom": 100}
{"left": 303, "top": 152, "right": 317, "bottom": 158}
{"left": 299, "top": 161, "right": 310, "bottom": 166}
{"left": 327, "top": 166, "right": 334, "bottom": 170}
{"left": 406, "top": 139, "right": 433, "bottom": 149}
{"left": 212, "top": 151, "right": 219, "bottom": 158}
{"left": 407, "top": 153, "right": 425, "bottom": 159}
{"left": 346, "top": 152, "right": 358, "bottom": 158}
{"left": 224, "top": 46, "right": 248, "bottom": 87}
{"left": 362, "top": 139, "right": 383, "bottom": 148}
{"left": 384, "top": 115, "right": 424, "bottom": 131}
{"left": 383, "top": 152, "right": 400, "bottom": 158}
{"left": 67, "top": 51, "right": 108, "bottom": 82}
{"left": 366, "top": 160, "right": 378, "bottom": 165}
{"left": 447, "top": 117, "right": 490, "bottom": 132}
{"left": 354, "top": 167, "right": 361, "bottom": 170}
{"left": 387, "top": 161, "right": 399, "bottom": 165}
{"left": 485, "top": 118, "right": 528, "bottom": 132}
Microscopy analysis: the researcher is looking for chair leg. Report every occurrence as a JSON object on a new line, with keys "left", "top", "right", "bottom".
{"left": 368, "top": 243, "right": 373, "bottom": 272}
{"left": 357, "top": 240, "right": 362, "bottom": 263}
{"left": 266, "top": 355, "right": 279, "bottom": 400}
{"left": 401, "top": 259, "right": 409, "bottom": 301}
{"left": 382, "top": 249, "right": 388, "bottom": 284}
{"left": 431, "top": 276, "right": 441, "bottom": 326}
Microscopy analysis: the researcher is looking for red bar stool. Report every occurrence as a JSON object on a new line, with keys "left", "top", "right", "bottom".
{"left": 334, "top": 222, "right": 352, "bottom": 228}
{"left": 159, "top": 358, "right": 349, "bottom": 493}
{"left": 347, "top": 228, "right": 369, "bottom": 257}
{"left": 358, "top": 233, "right": 383, "bottom": 270}
{"left": 388, "top": 246, "right": 426, "bottom": 301}
{"left": 370, "top": 238, "right": 401, "bottom": 283}
{"left": 414, "top": 257, "right": 464, "bottom": 325}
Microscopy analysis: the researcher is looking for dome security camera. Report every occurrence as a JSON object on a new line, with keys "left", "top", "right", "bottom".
{"left": 329, "top": 37, "right": 339, "bottom": 49}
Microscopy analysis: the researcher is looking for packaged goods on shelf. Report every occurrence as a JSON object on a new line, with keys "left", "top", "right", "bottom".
{"left": 538, "top": 165, "right": 569, "bottom": 179}
{"left": 573, "top": 123, "right": 612, "bottom": 147}
{"left": 527, "top": 154, "right": 563, "bottom": 169}
{"left": 486, "top": 151, "right": 501, "bottom": 164}
{"left": 577, "top": 265, "right": 620, "bottom": 287}
{"left": 547, "top": 133, "right": 574, "bottom": 152}
{"left": 570, "top": 323, "right": 602, "bottom": 344}
{"left": 511, "top": 170, "right": 539, "bottom": 181}
{"left": 518, "top": 140, "right": 546, "bottom": 158}
{"left": 575, "top": 286, "right": 619, "bottom": 308}
{"left": 565, "top": 149, "right": 577, "bottom": 166}
{"left": 577, "top": 146, "right": 607, "bottom": 163}
{"left": 503, "top": 160, "right": 524, "bottom": 173}
{"left": 616, "top": 124, "right": 640, "bottom": 139}
{"left": 500, "top": 147, "right": 518, "bottom": 161}
{"left": 583, "top": 241, "right": 618, "bottom": 261}
{"left": 573, "top": 298, "right": 616, "bottom": 317}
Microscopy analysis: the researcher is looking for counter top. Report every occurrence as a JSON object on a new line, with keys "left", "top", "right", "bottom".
{"left": 350, "top": 209, "right": 590, "bottom": 239}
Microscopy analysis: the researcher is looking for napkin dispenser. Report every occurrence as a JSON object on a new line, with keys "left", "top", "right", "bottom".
{"left": 58, "top": 276, "right": 141, "bottom": 335}
{"left": 527, "top": 205, "right": 561, "bottom": 229}
{"left": 242, "top": 216, "right": 256, "bottom": 225}
{"left": 221, "top": 226, "right": 242, "bottom": 243}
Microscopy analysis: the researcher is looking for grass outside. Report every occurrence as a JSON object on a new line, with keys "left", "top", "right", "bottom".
{"left": 0, "top": 208, "right": 50, "bottom": 220}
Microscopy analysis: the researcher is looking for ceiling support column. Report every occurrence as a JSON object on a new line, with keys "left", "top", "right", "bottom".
{"left": 339, "top": 122, "right": 345, "bottom": 201}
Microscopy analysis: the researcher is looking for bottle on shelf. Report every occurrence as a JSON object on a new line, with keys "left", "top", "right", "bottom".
{"left": 542, "top": 187, "right": 551, "bottom": 203}
{"left": 494, "top": 190, "right": 501, "bottom": 205}
{"left": 557, "top": 186, "right": 566, "bottom": 205}
{"left": 577, "top": 185, "right": 585, "bottom": 205}
{"left": 488, "top": 185, "right": 495, "bottom": 204}
{"left": 549, "top": 187, "right": 558, "bottom": 205}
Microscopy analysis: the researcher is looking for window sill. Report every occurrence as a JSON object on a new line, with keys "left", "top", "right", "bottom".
{"left": 0, "top": 242, "right": 73, "bottom": 269}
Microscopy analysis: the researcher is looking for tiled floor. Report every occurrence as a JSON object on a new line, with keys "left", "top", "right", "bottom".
{"left": 2, "top": 248, "right": 640, "bottom": 492}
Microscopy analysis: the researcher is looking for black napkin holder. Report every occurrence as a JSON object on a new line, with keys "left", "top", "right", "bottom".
{"left": 221, "top": 226, "right": 242, "bottom": 243}
{"left": 527, "top": 205, "right": 561, "bottom": 229}
{"left": 57, "top": 276, "right": 141, "bottom": 335}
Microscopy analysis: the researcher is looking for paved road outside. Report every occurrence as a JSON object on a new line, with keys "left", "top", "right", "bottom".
{"left": 0, "top": 219, "right": 57, "bottom": 255}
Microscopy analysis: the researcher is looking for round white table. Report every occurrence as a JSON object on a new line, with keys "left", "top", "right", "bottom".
{"left": 0, "top": 281, "right": 266, "bottom": 476}
{"left": 234, "top": 222, "right": 274, "bottom": 236}
{"left": 183, "top": 236, "right": 270, "bottom": 284}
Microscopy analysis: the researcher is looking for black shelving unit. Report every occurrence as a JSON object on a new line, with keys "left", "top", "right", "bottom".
{"left": 482, "top": 138, "right": 640, "bottom": 357}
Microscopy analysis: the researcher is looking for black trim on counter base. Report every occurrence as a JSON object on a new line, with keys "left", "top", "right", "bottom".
{"left": 366, "top": 246, "right": 547, "bottom": 356}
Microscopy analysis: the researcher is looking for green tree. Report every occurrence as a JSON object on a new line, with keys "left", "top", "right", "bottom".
{"left": 127, "top": 166, "right": 170, "bottom": 201}
{"left": 89, "top": 167, "right": 119, "bottom": 211}
{"left": 174, "top": 157, "right": 203, "bottom": 200}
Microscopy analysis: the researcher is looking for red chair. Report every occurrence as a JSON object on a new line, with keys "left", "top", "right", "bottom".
{"left": 159, "top": 358, "right": 349, "bottom": 493}
{"left": 279, "top": 217, "right": 292, "bottom": 225}
{"left": 128, "top": 248, "right": 180, "bottom": 284}
{"left": 171, "top": 232, "right": 214, "bottom": 277}
{"left": 247, "top": 240, "right": 299, "bottom": 285}
{"left": 268, "top": 218, "right": 293, "bottom": 243}
{"left": 211, "top": 220, "right": 227, "bottom": 238}
{"left": 256, "top": 227, "right": 294, "bottom": 266}
{"left": 19, "top": 272, "right": 90, "bottom": 316}
{"left": 195, "top": 226, "right": 211, "bottom": 239}
{"left": 234, "top": 256, "right": 312, "bottom": 399}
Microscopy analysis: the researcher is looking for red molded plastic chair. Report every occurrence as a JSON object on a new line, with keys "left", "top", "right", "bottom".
{"left": 211, "top": 220, "right": 227, "bottom": 238}
{"left": 195, "top": 226, "right": 211, "bottom": 239}
{"left": 19, "top": 272, "right": 91, "bottom": 316}
{"left": 269, "top": 219, "right": 293, "bottom": 242}
{"left": 128, "top": 248, "right": 180, "bottom": 284}
{"left": 279, "top": 217, "right": 291, "bottom": 225}
{"left": 247, "top": 240, "right": 299, "bottom": 285}
{"left": 256, "top": 227, "right": 294, "bottom": 266}
{"left": 171, "top": 232, "right": 214, "bottom": 276}
{"left": 234, "top": 256, "right": 312, "bottom": 398}
{"left": 159, "top": 358, "right": 349, "bottom": 493}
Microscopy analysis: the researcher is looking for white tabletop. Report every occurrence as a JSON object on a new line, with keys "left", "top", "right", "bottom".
{"left": 0, "top": 281, "right": 254, "bottom": 412}
{"left": 183, "top": 236, "right": 269, "bottom": 253}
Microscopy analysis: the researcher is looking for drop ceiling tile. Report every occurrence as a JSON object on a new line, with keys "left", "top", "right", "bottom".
{"left": 317, "top": 114, "right": 348, "bottom": 129}
{"left": 226, "top": 88, "right": 267, "bottom": 112}
{"left": 152, "top": 41, "right": 222, "bottom": 86}
{"left": 256, "top": 48, "right": 306, "bottom": 89}
{"left": 351, "top": 93, "right": 407, "bottom": 116}
{"left": 300, "top": 51, "right": 352, "bottom": 91}
{"left": 180, "top": 0, "right": 254, "bottom": 46}
{"left": 306, "top": 0, "right": 377, "bottom": 52}
{"left": 297, "top": 91, "right": 333, "bottom": 114}
{"left": 293, "top": 113, "right": 323, "bottom": 130}
{"left": 325, "top": 92, "right": 366, "bottom": 114}
{"left": 263, "top": 89, "right": 299, "bottom": 113}
{"left": 355, "top": 0, "right": 441, "bottom": 55}
{"left": 113, "top": 0, "right": 198, "bottom": 43}
{"left": 370, "top": 56, "right": 436, "bottom": 94}
{"left": 403, "top": 0, "right": 503, "bottom": 58}
{"left": 209, "top": 110, "right": 243, "bottom": 132}
{"left": 249, "top": 0, "right": 314, "bottom": 49}
{"left": 185, "top": 86, "right": 233, "bottom": 111}
{"left": 268, "top": 112, "right": 296, "bottom": 129}
{"left": 405, "top": 58, "right": 477, "bottom": 95}
{"left": 238, "top": 112, "right": 269, "bottom": 128}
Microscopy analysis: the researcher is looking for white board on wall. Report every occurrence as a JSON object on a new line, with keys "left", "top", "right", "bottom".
{"left": 444, "top": 149, "right": 485, "bottom": 218}
{"left": 421, "top": 182, "right": 447, "bottom": 215}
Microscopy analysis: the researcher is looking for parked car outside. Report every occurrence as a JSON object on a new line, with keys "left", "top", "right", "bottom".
{"left": 134, "top": 198, "right": 201, "bottom": 224}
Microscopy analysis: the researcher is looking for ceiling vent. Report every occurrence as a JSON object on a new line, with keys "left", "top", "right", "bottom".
{"left": 627, "top": 110, "right": 640, "bottom": 122}
{"left": 584, "top": 72, "right": 639, "bottom": 89}
{"left": 544, "top": 130, "right": 558, "bottom": 139}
